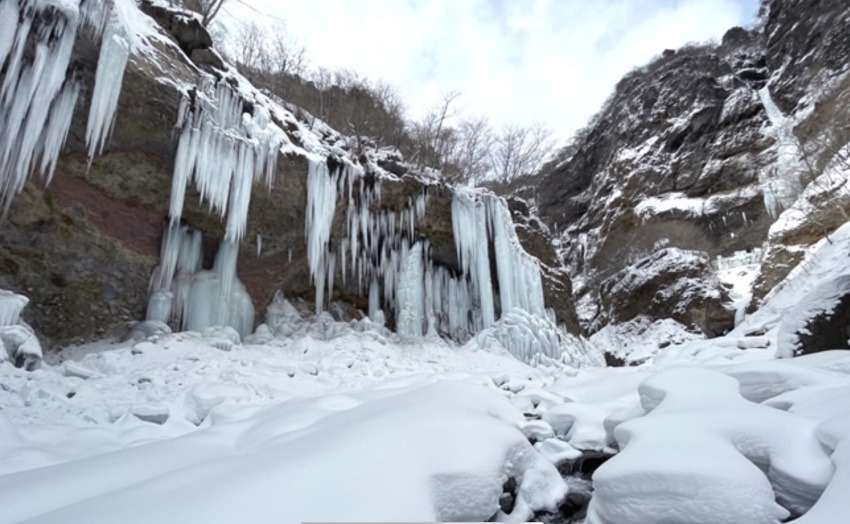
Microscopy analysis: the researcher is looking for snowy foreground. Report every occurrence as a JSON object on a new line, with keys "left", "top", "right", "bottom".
{"left": 4, "top": 224, "right": 850, "bottom": 523}
{"left": 0, "top": 316, "right": 848, "bottom": 523}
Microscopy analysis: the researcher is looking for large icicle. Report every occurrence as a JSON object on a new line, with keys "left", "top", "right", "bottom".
{"left": 305, "top": 158, "right": 338, "bottom": 313}
{"left": 0, "top": 0, "right": 80, "bottom": 211}
{"left": 86, "top": 12, "right": 130, "bottom": 160}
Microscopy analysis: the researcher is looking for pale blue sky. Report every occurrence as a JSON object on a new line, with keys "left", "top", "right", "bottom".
{"left": 225, "top": 0, "right": 761, "bottom": 142}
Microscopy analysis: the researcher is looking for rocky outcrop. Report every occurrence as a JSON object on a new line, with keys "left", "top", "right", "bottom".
{"left": 597, "top": 249, "right": 735, "bottom": 337}
{"left": 527, "top": 0, "right": 850, "bottom": 333}
{"left": 776, "top": 275, "right": 850, "bottom": 357}
{"left": 0, "top": 2, "right": 578, "bottom": 347}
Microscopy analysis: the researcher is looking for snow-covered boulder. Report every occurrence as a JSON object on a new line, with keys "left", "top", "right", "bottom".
{"left": 587, "top": 367, "right": 834, "bottom": 523}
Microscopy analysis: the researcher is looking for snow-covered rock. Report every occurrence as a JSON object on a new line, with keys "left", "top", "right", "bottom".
{"left": 598, "top": 248, "right": 734, "bottom": 336}
{"left": 588, "top": 367, "right": 834, "bottom": 523}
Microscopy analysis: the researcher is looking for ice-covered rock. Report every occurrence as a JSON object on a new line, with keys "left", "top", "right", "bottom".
{"left": 0, "top": 291, "right": 41, "bottom": 370}
{"left": 472, "top": 308, "right": 602, "bottom": 367}
{"left": 0, "top": 290, "right": 28, "bottom": 327}
{"left": 123, "top": 320, "right": 173, "bottom": 342}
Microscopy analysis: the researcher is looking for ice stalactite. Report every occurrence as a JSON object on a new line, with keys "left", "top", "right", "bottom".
{"left": 305, "top": 157, "right": 433, "bottom": 317}
{"left": 301, "top": 162, "right": 547, "bottom": 342}
{"left": 0, "top": 0, "right": 80, "bottom": 211}
{"left": 146, "top": 224, "right": 254, "bottom": 339}
{"left": 0, "top": 0, "right": 137, "bottom": 212}
{"left": 169, "top": 78, "right": 285, "bottom": 241}
{"left": 86, "top": 12, "right": 130, "bottom": 160}
{"left": 338, "top": 167, "right": 427, "bottom": 311}
{"left": 305, "top": 158, "right": 339, "bottom": 314}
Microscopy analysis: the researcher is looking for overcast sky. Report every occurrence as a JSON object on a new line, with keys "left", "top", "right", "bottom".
{"left": 222, "top": 0, "right": 760, "bottom": 143}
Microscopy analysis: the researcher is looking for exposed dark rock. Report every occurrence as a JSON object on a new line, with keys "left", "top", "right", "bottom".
{"left": 498, "top": 477, "right": 517, "bottom": 514}
{"left": 139, "top": 1, "right": 213, "bottom": 56}
{"left": 797, "top": 293, "right": 850, "bottom": 355}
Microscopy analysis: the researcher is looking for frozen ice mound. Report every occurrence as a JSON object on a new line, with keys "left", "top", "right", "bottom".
{"left": 0, "top": 290, "right": 41, "bottom": 370}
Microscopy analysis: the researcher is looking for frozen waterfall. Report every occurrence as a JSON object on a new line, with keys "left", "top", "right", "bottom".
{"left": 302, "top": 165, "right": 548, "bottom": 341}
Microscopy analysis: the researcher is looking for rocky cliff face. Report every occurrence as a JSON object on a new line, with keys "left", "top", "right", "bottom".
{"left": 529, "top": 0, "right": 850, "bottom": 335}
{"left": 0, "top": 1, "right": 577, "bottom": 348}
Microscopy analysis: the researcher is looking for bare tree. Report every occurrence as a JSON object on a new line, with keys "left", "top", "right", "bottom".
{"left": 229, "top": 20, "right": 266, "bottom": 70}
{"left": 266, "top": 22, "right": 307, "bottom": 78}
{"left": 451, "top": 117, "right": 494, "bottom": 182}
{"left": 410, "top": 91, "right": 461, "bottom": 171}
{"left": 179, "top": 0, "right": 228, "bottom": 25}
{"left": 491, "top": 123, "right": 553, "bottom": 181}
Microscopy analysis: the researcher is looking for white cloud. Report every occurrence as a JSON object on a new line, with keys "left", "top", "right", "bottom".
{"left": 222, "top": 0, "right": 759, "bottom": 142}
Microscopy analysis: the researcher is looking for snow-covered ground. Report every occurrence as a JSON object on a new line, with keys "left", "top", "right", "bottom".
{"left": 5, "top": 220, "right": 850, "bottom": 523}
{"left": 2, "top": 308, "right": 850, "bottom": 522}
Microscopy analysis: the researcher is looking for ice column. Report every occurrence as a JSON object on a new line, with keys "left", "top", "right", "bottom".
{"left": 0, "top": 290, "right": 29, "bottom": 327}
{"left": 487, "top": 197, "right": 546, "bottom": 317}
{"left": 449, "top": 190, "right": 547, "bottom": 323}
{"left": 396, "top": 242, "right": 426, "bottom": 336}
{"left": 146, "top": 224, "right": 254, "bottom": 339}
{"left": 452, "top": 191, "right": 496, "bottom": 328}
{"left": 756, "top": 86, "right": 804, "bottom": 217}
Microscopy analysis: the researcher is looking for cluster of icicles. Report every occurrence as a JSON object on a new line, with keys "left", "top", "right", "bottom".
{"left": 1, "top": 0, "right": 550, "bottom": 345}
{"left": 305, "top": 159, "right": 546, "bottom": 341}
{"left": 147, "top": 75, "right": 286, "bottom": 338}
{"left": 0, "top": 0, "right": 128, "bottom": 212}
